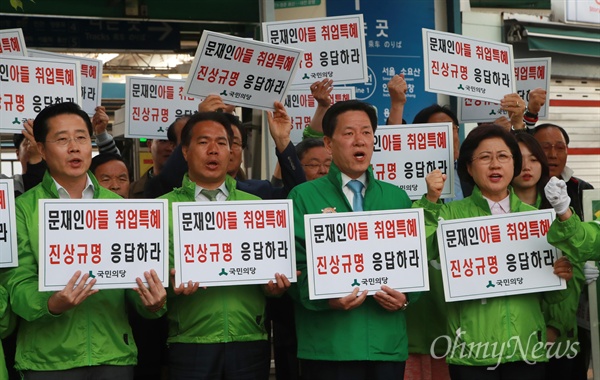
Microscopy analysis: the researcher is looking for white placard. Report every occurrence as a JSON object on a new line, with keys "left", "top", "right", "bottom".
{"left": 173, "top": 200, "right": 296, "bottom": 287}
{"left": 262, "top": 14, "right": 368, "bottom": 87}
{"left": 284, "top": 86, "right": 355, "bottom": 145}
{"left": 422, "top": 28, "right": 515, "bottom": 103}
{"left": 0, "top": 28, "right": 27, "bottom": 56}
{"left": 0, "top": 180, "right": 18, "bottom": 268}
{"left": 304, "top": 208, "right": 429, "bottom": 300}
{"left": 28, "top": 49, "right": 103, "bottom": 116}
{"left": 126, "top": 76, "right": 200, "bottom": 139}
{"left": 38, "top": 199, "right": 169, "bottom": 291}
{"left": 183, "top": 31, "right": 302, "bottom": 111}
{"left": 0, "top": 55, "right": 81, "bottom": 134}
{"left": 371, "top": 123, "right": 454, "bottom": 200}
{"left": 437, "top": 209, "right": 566, "bottom": 302}
{"left": 459, "top": 58, "right": 551, "bottom": 123}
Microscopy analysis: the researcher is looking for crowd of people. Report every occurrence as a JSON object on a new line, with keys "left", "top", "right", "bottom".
{"left": 0, "top": 74, "right": 598, "bottom": 380}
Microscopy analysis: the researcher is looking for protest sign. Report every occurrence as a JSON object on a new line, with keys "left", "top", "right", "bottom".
{"left": 29, "top": 49, "right": 103, "bottom": 116}
{"left": 422, "top": 28, "right": 515, "bottom": 103}
{"left": 371, "top": 123, "right": 454, "bottom": 199}
{"left": 262, "top": 14, "right": 367, "bottom": 87}
{"left": 173, "top": 200, "right": 296, "bottom": 287}
{"left": 0, "top": 55, "right": 81, "bottom": 133}
{"left": 0, "top": 179, "right": 18, "bottom": 268}
{"left": 437, "top": 209, "right": 566, "bottom": 302}
{"left": 38, "top": 199, "right": 169, "bottom": 290}
{"left": 0, "top": 28, "right": 27, "bottom": 56}
{"left": 459, "top": 57, "right": 551, "bottom": 123}
{"left": 283, "top": 86, "right": 355, "bottom": 144}
{"left": 304, "top": 208, "right": 428, "bottom": 300}
{"left": 183, "top": 31, "right": 302, "bottom": 111}
{"left": 126, "top": 76, "right": 199, "bottom": 139}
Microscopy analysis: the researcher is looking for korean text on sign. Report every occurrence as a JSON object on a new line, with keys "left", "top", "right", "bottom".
{"left": 284, "top": 86, "right": 355, "bottom": 144}
{"left": 173, "top": 200, "right": 296, "bottom": 287}
{"left": 183, "top": 31, "right": 302, "bottom": 111}
{"left": 0, "top": 180, "right": 18, "bottom": 268}
{"left": 304, "top": 208, "right": 429, "bottom": 300}
{"left": 371, "top": 123, "right": 454, "bottom": 200}
{"left": 262, "top": 14, "right": 368, "bottom": 86}
{"left": 0, "top": 28, "right": 27, "bottom": 57}
{"left": 0, "top": 55, "right": 81, "bottom": 134}
{"left": 459, "top": 57, "right": 551, "bottom": 123}
{"left": 437, "top": 209, "right": 565, "bottom": 302}
{"left": 126, "top": 76, "right": 199, "bottom": 139}
{"left": 422, "top": 28, "right": 515, "bottom": 103}
{"left": 28, "top": 49, "right": 103, "bottom": 116}
{"left": 38, "top": 199, "right": 169, "bottom": 291}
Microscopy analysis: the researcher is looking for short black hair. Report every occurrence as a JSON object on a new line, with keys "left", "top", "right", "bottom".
{"left": 321, "top": 100, "right": 378, "bottom": 138}
{"left": 166, "top": 116, "right": 191, "bottom": 143}
{"left": 180, "top": 112, "right": 234, "bottom": 148}
{"left": 90, "top": 153, "right": 130, "bottom": 179}
{"left": 457, "top": 123, "right": 522, "bottom": 188}
{"left": 533, "top": 123, "right": 570, "bottom": 145}
{"left": 13, "top": 133, "right": 25, "bottom": 149}
{"left": 295, "top": 138, "right": 325, "bottom": 161}
{"left": 33, "top": 102, "right": 93, "bottom": 144}
{"left": 412, "top": 104, "right": 459, "bottom": 126}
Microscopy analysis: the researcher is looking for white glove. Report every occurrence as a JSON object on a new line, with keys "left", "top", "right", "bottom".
{"left": 584, "top": 262, "right": 599, "bottom": 284}
{"left": 544, "top": 177, "right": 571, "bottom": 215}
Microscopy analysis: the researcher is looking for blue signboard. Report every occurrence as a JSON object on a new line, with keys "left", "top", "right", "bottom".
{"left": 327, "top": 0, "right": 437, "bottom": 124}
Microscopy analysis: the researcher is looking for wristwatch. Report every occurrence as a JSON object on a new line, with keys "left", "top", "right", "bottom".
{"left": 401, "top": 294, "right": 410, "bottom": 310}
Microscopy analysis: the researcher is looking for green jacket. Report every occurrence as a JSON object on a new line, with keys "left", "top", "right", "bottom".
{"left": 416, "top": 186, "right": 567, "bottom": 366}
{"left": 287, "top": 162, "right": 416, "bottom": 362}
{"left": 547, "top": 213, "right": 600, "bottom": 263}
{"left": 160, "top": 174, "right": 268, "bottom": 344}
{"left": 0, "top": 285, "right": 16, "bottom": 379}
{"left": 0, "top": 171, "right": 163, "bottom": 371}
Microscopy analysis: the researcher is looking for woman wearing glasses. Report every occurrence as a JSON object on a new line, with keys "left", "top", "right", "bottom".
{"left": 417, "top": 124, "right": 572, "bottom": 380}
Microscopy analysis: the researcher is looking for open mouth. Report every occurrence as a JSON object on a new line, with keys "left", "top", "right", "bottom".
{"left": 206, "top": 160, "right": 219, "bottom": 169}
{"left": 489, "top": 173, "right": 503, "bottom": 182}
{"left": 354, "top": 151, "right": 366, "bottom": 160}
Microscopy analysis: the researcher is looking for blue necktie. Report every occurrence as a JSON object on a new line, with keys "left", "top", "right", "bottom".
{"left": 347, "top": 180, "right": 364, "bottom": 212}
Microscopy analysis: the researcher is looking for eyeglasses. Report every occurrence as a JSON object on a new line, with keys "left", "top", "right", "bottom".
{"left": 472, "top": 151, "right": 513, "bottom": 165}
{"left": 302, "top": 162, "right": 331, "bottom": 171}
{"left": 540, "top": 142, "right": 567, "bottom": 153}
{"left": 45, "top": 136, "right": 90, "bottom": 146}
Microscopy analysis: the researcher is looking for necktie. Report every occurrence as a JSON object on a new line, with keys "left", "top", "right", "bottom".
{"left": 201, "top": 188, "right": 220, "bottom": 201}
{"left": 347, "top": 180, "right": 364, "bottom": 212}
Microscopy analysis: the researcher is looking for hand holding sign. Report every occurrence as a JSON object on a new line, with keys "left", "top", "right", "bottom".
{"left": 198, "top": 94, "right": 236, "bottom": 114}
{"left": 134, "top": 269, "right": 167, "bottom": 312}
{"left": 48, "top": 270, "right": 98, "bottom": 315}
{"left": 373, "top": 285, "right": 408, "bottom": 312}
{"left": 170, "top": 268, "right": 200, "bottom": 296}
{"left": 328, "top": 288, "right": 368, "bottom": 311}
{"left": 263, "top": 272, "right": 293, "bottom": 297}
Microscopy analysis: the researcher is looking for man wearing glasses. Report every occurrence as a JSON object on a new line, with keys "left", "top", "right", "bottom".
{"left": 2, "top": 102, "right": 166, "bottom": 379}
{"left": 296, "top": 138, "right": 331, "bottom": 181}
